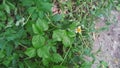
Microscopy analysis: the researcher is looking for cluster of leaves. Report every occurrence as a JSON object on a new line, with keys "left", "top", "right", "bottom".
{"left": 0, "top": 0, "right": 116, "bottom": 68}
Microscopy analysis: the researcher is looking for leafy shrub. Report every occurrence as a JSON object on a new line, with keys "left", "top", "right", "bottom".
{"left": 0, "top": 0, "right": 115, "bottom": 68}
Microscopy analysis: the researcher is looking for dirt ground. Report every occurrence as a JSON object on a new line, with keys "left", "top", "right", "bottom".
{"left": 92, "top": 10, "right": 120, "bottom": 68}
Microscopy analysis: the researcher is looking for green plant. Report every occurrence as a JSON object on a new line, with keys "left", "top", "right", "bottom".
{"left": 0, "top": 0, "right": 116, "bottom": 68}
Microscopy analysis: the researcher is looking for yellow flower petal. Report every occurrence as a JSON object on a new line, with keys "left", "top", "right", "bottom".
{"left": 75, "top": 26, "right": 82, "bottom": 33}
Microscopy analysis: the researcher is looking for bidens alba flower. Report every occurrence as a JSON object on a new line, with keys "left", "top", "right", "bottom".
{"left": 75, "top": 26, "right": 82, "bottom": 34}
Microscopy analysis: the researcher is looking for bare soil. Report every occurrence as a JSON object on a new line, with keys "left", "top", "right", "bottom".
{"left": 92, "top": 10, "right": 120, "bottom": 68}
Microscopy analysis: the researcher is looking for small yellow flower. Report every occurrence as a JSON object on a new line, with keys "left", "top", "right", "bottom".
{"left": 75, "top": 26, "right": 82, "bottom": 34}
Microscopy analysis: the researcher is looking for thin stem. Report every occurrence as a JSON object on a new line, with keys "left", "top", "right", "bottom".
{"left": 60, "top": 46, "right": 71, "bottom": 65}
{"left": 79, "top": 34, "right": 88, "bottom": 48}
{"left": 22, "top": 13, "right": 32, "bottom": 26}
{"left": 19, "top": 44, "right": 28, "bottom": 49}
{"left": 45, "top": 14, "right": 58, "bottom": 28}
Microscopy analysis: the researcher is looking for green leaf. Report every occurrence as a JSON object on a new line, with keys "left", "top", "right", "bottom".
{"left": 0, "top": 51, "right": 5, "bottom": 59}
{"left": 27, "top": 7, "right": 36, "bottom": 14}
{"left": 52, "top": 29, "right": 63, "bottom": 41}
{"left": 80, "top": 62, "right": 92, "bottom": 68}
{"left": 62, "top": 35, "right": 72, "bottom": 47}
{"left": 52, "top": 14, "right": 63, "bottom": 21}
{"left": 100, "top": 61, "right": 108, "bottom": 68}
{"left": 41, "top": 2, "right": 52, "bottom": 11}
{"left": 32, "top": 35, "right": 45, "bottom": 48}
{"left": 4, "top": 4, "right": 10, "bottom": 14}
{"left": 36, "top": 18, "right": 49, "bottom": 31}
{"left": 32, "top": 24, "right": 40, "bottom": 34}
{"left": 53, "top": 65, "right": 67, "bottom": 68}
{"left": 6, "top": 45, "right": 13, "bottom": 56}
{"left": 116, "top": 4, "right": 120, "bottom": 11}
{"left": 19, "top": 62, "right": 24, "bottom": 68}
{"left": 0, "top": 11, "right": 6, "bottom": 21}
{"left": 42, "top": 58, "right": 49, "bottom": 66}
{"left": 67, "top": 30, "right": 76, "bottom": 37}
{"left": 7, "top": 1, "right": 16, "bottom": 9}
{"left": 32, "top": 23, "right": 44, "bottom": 35}
{"left": 2, "top": 56, "right": 13, "bottom": 67}
{"left": 38, "top": 11, "right": 44, "bottom": 19}
{"left": 52, "top": 53, "right": 63, "bottom": 63}
{"left": 37, "top": 46, "right": 50, "bottom": 58}
{"left": 69, "top": 22, "right": 78, "bottom": 30}
{"left": 52, "top": 30, "right": 72, "bottom": 47}
{"left": 21, "top": 0, "right": 34, "bottom": 6}
{"left": 3, "top": 60, "right": 11, "bottom": 67}
{"left": 25, "top": 47, "right": 36, "bottom": 58}
{"left": 61, "top": 30, "right": 72, "bottom": 47}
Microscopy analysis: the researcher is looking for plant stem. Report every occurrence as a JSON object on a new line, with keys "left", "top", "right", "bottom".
{"left": 60, "top": 46, "right": 71, "bottom": 65}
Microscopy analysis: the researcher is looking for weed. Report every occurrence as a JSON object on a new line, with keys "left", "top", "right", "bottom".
{"left": 0, "top": 0, "right": 116, "bottom": 68}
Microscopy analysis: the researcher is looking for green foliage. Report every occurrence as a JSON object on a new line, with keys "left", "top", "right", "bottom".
{"left": 37, "top": 46, "right": 50, "bottom": 58}
{"left": 0, "top": 0, "right": 116, "bottom": 68}
{"left": 25, "top": 47, "right": 36, "bottom": 58}
{"left": 32, "top": 35, "right": 45, "bottom": 48}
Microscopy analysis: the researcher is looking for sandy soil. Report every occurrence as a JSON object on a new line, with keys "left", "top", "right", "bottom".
{"left": 92, "top": 10, "right": 120, "bottom": 68}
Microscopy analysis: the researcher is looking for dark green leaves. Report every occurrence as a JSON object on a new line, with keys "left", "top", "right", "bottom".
{"left": 0, "top": 51, "right": 5, "bottom": 59}
{"left": 21, "top": 0, "right": 34, "bottom": 6}
{"left": 52, "top": 29, "right": 63, "bottom": 41}
{"left": 52, "top": 14, "right": 63, "bottom": 21}
{"left": 32, "top": 35, "right": 45, "bottom": 49}
{"left": 37, "top": 46, "right": 50, "bottom": 58}
{"left": 3, "top": 3, "right": 10, "bottom": 14}
{"left": 53, "top": 29, "right": 72, "bottom": 47}
{"left": 32, "top": 24, "right": 41, "bottom": 34}
{"left": 32, "top": 18, "right": 49, "bottom": 34}
{"left": 52, "top": 53, "right": 63, "bottom": 63}
{"left": 62, "top": 35, "right": 72, "bottom": 47}
{"left": 36, "top": 18, "right": 49, "bottom": 31}
{"left": 25, "top": 47, "right": 36, "bottom": 58}
{"left": 40, "top": 2, "right": 52, "bottom": 12}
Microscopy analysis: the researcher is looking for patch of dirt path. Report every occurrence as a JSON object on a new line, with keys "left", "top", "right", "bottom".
{"left": 92, "top": 10, "right": 120, "bottom": 68}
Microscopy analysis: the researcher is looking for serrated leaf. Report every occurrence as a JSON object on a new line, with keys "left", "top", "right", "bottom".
{"left": 27, "top": 7, "right": 36, "bottom": 14}
{"left": 38, "top": 11, "right": 44, "bottom": 19}
{"left": 52, "top": 53, "right": 63, "bottom": 63}
{"left": 69, "top": 22, "right": 78, "bottom": 30}
{"left": 25, "top": 47, "right": 36, "bottom": 58}
{"left": 36, "top": 18, "right": 48, "bottom": 31}
{"left": 52, "top": 14, "right": 63, "bottom": 21}
{"left": 32, "top": 24, "right": 40, "bottom": 34}
{"left": 32, "top": 35, "right": 45, "bottom": 49}
{"left": 42, "top": 58, "right": 49, "bottom": 66}
{"left": 67, "top": 30, "right": 76, "bottom": 37}
{"left": 37, "top": 46, "right": 50, "bottom": 58}
{"left": 32, "top": 23, "right": 44, "bottom": 35}
{"left": 52, "top": 30, "right": 72, "bottom": 47}
{"left": 52, "top": 30, "right": 63, "bottom": 41}
{"left": 41, "top": 2, "right": 52, "bottom": 11}
{"left": 62, "top": 35, "right": 72, "bottom": 47}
